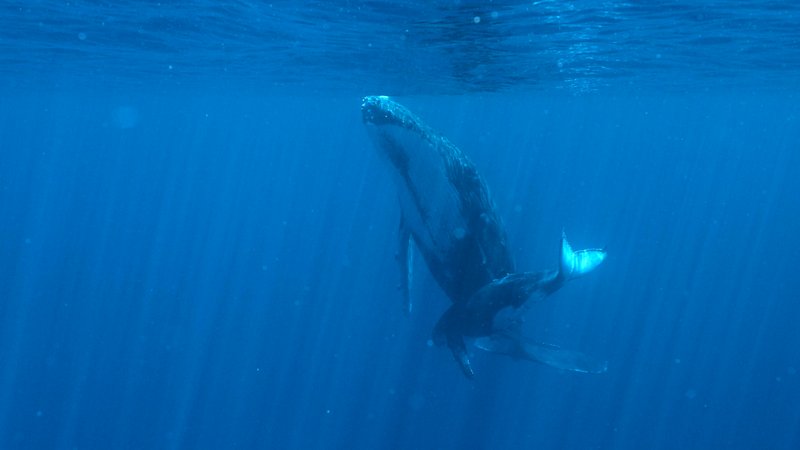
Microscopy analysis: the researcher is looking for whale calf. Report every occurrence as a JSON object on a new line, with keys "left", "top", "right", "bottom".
{"left": 361, "top": 95, "right": 606, "bottom": 378}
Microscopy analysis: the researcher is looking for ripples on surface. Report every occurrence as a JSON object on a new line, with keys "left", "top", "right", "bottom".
{"left": 1, "top": 0, "right": 799, "bottom": 93}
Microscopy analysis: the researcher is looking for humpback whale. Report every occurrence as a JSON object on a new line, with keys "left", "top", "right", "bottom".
{"left": 361, "top": 96, "right": 607, "bottom": 378}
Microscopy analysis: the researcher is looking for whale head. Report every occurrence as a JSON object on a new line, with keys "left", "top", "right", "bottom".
{"left": 361, "top": 95, "right": 437, "bottom": 174}
{"left": 361, "top": 95, "right": 409, "bottom": 127}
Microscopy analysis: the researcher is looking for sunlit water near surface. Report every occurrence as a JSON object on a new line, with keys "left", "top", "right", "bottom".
{"left": 1, "top": 1, "right": 799, "bottom": 449}
{"left": 3, "top": 0, "right": 800, "bottom": 92}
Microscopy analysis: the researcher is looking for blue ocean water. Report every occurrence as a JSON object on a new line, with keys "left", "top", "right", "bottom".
{"left": 1, "top": 1, "right": 799, "bottom": 449}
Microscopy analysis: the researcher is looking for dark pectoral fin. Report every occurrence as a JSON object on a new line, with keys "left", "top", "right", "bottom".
{"left": 433, "top": 308, "right": 474, "bottom": 379}
{"left": 475, "top": 334, "right": 607, "bottom": 374}
{"left": 396, "top": 219, "right": 413, "bottom": 315}
{"left": 448, "top": 332, "right": 474, "bottom": 379}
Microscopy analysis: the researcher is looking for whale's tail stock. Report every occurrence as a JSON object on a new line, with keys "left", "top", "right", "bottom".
{"left": 471, "top": 233, "right": 608, "bottom": 374}
{"left": 446, "top": 233, "right": 607, "bottom": 378}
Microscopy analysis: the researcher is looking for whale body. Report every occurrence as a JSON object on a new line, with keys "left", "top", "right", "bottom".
{"left": 361, "top": 96, "right": 513, "bottom": 308}
{"left": 361, "top": 96, "right": 607, "bottom": 378}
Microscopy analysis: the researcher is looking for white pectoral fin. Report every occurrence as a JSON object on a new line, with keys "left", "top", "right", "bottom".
{"left": 522, "top": 340, "right": 608, "bottom": 374}
{"left": 475, "top": 333, "right": 607, "bottom": 374}
{"left": 405, "top": 237, "right": 414, "bottom": 314}
{"left": 560, "top": 232, "right": 607, "bottom": 280}
{"left": 396, "top": 221, "right": 413, "bottom": 315}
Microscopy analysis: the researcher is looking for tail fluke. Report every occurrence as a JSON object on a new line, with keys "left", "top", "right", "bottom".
{"left": 475, "top": 333, "right": 607, "bottom": 374}
{"left": 559, "top": 232, "right": 607, "bottom": 281}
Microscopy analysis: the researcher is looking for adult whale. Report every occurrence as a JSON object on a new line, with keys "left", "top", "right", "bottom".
{"left": 361, "top": 96, "right": 607, "bottom": 378}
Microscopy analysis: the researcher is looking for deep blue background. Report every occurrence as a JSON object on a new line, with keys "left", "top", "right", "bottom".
{"left": 1, "top": 88, "right": 798, "bottom": 449}
{"left": 1, "top": 1, "right": 800, "bottom": 448}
